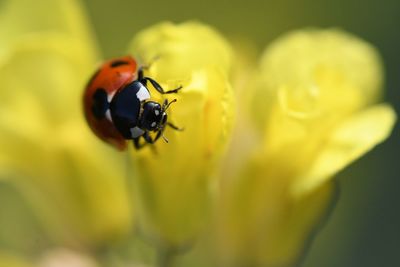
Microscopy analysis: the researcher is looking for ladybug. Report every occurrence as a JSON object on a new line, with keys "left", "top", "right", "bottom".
{"left": 83, "top": 55, "right": 182, "bottom": 150}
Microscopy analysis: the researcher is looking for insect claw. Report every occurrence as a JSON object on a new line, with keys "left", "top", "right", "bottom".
{"left": 162, "top": 134, "right": 169, "bottom": 143}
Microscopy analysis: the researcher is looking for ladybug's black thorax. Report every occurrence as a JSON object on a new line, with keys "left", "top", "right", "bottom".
{"left": 110, "top": 81, "right": 150, "bottom": 139}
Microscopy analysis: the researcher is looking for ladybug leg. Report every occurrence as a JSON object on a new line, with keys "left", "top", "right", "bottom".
{"left": 167, "top": 122, "right": 184, "bottom": 131}
{"left": 138, "top": 56, "right": 160, "bottom": 72}
{"left": 143, "top": 131, "right": 155, "bottom": 144}
{"left": 133, "top": 134, "right": 159, "bottom": 152}
{"left": 133, "top": 137, "right": 147, "bottom": 150}
{"left": 134, "top": 130, "right": 170, "bottom": 150}
{"left": 138, "top": 67, "right": 145, "bottom": 81}
{"left": 139, "top": 129, "right": 167, "bottom": 144}
{"left": 154, "top": 129, "right": 166, "bottom": 143}
{"left": 143, "top": 132, "right": 159, "bottom": 154}
{"left": 146, "top": 129, "right": 168, "bottom": 144}
{"left": 137, "top": 56, "right": 160, "bottom": 80}
{"left": 165, "top": 85, "right": 183, "bottom": 94}
{"left": 140, "top": 77, "right": 182, "bottom": 94}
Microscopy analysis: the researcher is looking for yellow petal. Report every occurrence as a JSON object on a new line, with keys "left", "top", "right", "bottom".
{"left": 0, "top": 0, "right": 98, "bottom": 62}
{"left": 293, "top": 104, "right": 396, "bottom": 196}
{"left": 0, "top": 34, "right": 94, "bottom": 178}
{"left": 0, "top": 2, "right": 131, "bottom": 247}
{"left": 260, "top": 28, "right": 383, "bottom": 107}
{"left": 127, "top": 21, "right": 235, "bottom": 245}
{"left": 128, "top": 21, "right": 232, "bottom": 80}
{"left": 0, "top": 34, "right": 95, "bottom": 118}
{"left": 257, "top": 182, "right": 334, "bottom": 267}
{"left": 0, "top": 38, "right": 132, "bottom": 245}
{"left": 254, "top": 29, "right": 395, "bottom": 196}
{"left": 216, "top": 153, "right": 335, "bottom": 267}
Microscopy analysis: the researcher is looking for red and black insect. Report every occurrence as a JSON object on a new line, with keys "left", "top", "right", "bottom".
{"left": 83, "top": 56, "right": 182, "bottom": 150}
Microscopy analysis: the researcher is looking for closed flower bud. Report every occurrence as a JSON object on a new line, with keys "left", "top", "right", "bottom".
{"left": 127, "top": 22, "right": 235, "bottom": 246}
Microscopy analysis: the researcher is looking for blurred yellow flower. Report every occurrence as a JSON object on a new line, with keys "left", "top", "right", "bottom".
{"left": 0, "top": 1, "right": 396, "bottom": 267}
{"left": 0, "top": 0, "right": 131, "bottom": 251}
{"left": 214, "top": 29, "right": 396, "bottom": 267}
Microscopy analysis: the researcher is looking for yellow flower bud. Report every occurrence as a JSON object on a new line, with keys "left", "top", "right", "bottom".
{"left": 257, "top": 29, "right": 396, "bottom": 196}
{"left": 127, "top": 22, "right": 235, "bottom": 246}
{"left": 216, "top": 29, "right": 396, "bottom": 267}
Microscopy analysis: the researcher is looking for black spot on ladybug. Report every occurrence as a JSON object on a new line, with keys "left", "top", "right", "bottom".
{"left": 110, "top": 60, "right": 129, "bottom": 68}
{"left": 86, "top": 68, "right": 101, "bottom": 88}
{"left": 92, "top": 88, "right": 109, "bottom": 119}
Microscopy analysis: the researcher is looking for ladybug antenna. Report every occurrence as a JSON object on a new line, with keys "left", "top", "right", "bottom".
{"left": 163, "top": 99, "right": 177, "bottom": 111}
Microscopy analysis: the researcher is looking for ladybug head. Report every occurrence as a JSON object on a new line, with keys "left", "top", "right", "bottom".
{"left": 141, "top": 99, "right": 176, "bottom": 132}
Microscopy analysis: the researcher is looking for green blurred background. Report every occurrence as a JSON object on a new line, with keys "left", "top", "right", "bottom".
{"left": 80, "top": 0, "right": 399, "bottom": 266}
{"left": 0, "top": 0, "right": 398, "bottom": 266}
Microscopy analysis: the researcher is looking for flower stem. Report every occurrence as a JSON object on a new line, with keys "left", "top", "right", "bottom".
{"left": 157, "top": 246, "right": 174, "bottom": 267}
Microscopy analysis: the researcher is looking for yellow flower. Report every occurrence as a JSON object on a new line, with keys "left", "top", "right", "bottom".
{"left": 214, "top": 29, "right": 396, "bottom": 266}
{"left": 127, "top": 22, "right": 235, "bottom": 246}
{"left": 0, "top": 0, "right": 396, "bottom": 267}
{"left": 0, "top": 0, "right": 131, "bottom": 249}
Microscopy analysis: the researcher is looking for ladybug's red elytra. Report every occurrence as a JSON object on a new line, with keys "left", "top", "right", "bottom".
{"left": 83, "top": 55, "right": 182, "bottom": 150}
